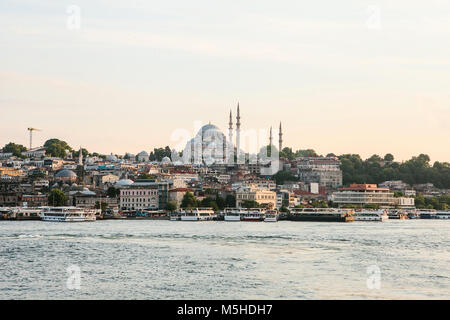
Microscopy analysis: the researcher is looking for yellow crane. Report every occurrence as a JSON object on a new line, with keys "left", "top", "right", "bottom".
{"left": 27, "top": 127, "right": 41, "bottom": 150}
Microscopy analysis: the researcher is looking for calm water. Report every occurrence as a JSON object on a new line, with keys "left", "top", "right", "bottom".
{"left": 0, "top": 220, "right": 449, "bottom": 299}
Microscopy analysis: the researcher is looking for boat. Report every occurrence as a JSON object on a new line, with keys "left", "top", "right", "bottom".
{"left": 288, "top": 208, "right": 354, "bottom": 222}
{"left": 353, "top": 209, "right": 389, "bottom": 222}
{"left": 0, "top": 207, "right": 43, "bottom": 220}
{"left": 435, "top": 211, "right": 450, "bottom": 219}
{"left": 264, "top": 210, "right": 279, "bottom": 222}
{"left": 241, "top": 208, "right": 265, "bottom": 222}
{"left": 387, "top": 210, "right": 409, "bottom": 220}
{"left": 41, "top": 207, "right": 98, "bottom": 222}
{"left": 180, "top": 208, "right": 216, "bottom": 221}
{"left": 417, "top": 209, "right": 436, "bottom": 219}
{"left": 224, "top": 208, "right": 244, "bottom": 221}
{"left": 407, "top": 210, "right": 420, "bottom": 219}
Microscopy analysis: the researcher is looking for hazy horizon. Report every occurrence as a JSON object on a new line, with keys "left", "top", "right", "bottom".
{"left": 1, "top": 1, "right": 449, "bottom": 162}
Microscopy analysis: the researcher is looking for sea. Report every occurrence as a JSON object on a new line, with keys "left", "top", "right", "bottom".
{"left": 0, "top": 220, "right": 449, "bottom": 299}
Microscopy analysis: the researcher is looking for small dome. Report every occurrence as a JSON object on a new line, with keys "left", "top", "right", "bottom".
{"left": 115, "top": 179, "right": 134, "bottom": 187}
{"left": 161, "top": 156, "right": 171, "bottom": 163}
{"left": 55, "top": 169, "right": 77, "bottom": 178}
{"left": 107, "top": 153, "right": 118, "bottom": 161}
{"left": 137, "top": 151, "right": 149, "bottom": 156}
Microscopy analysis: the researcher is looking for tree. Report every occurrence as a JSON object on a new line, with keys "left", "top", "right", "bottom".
{"left": 295, "top": 149, "right": 318, "bottom": 157}
{"left": 137, "top": 173, "right": 155, "bottom": 180}
{"left": 280, "top": 206, "right": 290, "bottom": 213}
{"left": 225, "top": 194, "right": 236, "bottom": 208}
{"left": 48, "top": 189, "right": 67, "bottom": 206}
{"left": 95, "top": 201, "right": 108, "bottom": 212}
{"left": 384, "top": 153, "right": 394, "bottom": 162}
{"left": 272, "top": 170, "right": 297, "bottom": 185}
{"left": 181, "top": 192, "right": 198, "bottom": 208}
{"left": 241, "top": 200, "right": 259, "bottom": 208}
{"left": 44, "top": 139, "right": 72, "bottom": 158}
{"left": 166, "top": 200, "right": 177, "bottom": 212}
{"left": 280, "top": 147, "right": 295, "bottom": 160}
{"left": 2, "top": 142, "right": 27, "bottom": 157}
{"left": 106, "top": 186, "right": 120, "bottom": 198}
{"left": 200, "top": 197, "right": 219, "bottom": 211}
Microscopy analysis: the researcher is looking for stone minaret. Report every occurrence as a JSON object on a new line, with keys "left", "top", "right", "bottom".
{"left": 228, "top": 109, "right": 233, "bottom": 145}
{"left": 236, "top": 103, "right": 241, "bottom": 159}
{"left": 279, "top": 122, "right": 283, "bottom": 152}
{"left": 269, "top": 126, "right": 273, "bottom": 147}
{"left": 78, "top": 146, "right": 83, "bottom": 165}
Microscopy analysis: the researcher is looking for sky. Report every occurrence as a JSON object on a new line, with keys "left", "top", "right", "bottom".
{"left": 1, "top": 0, "right": 449, "bottom": 162}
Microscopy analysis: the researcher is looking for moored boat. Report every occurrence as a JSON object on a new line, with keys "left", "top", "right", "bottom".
{"left": 353, "top": 209, "right": 389, "bottom": 222}
{"left": 264, "top": 210, "right": 279, "bottom": 222}
{"left": 179, "top": 208, "right": 216, "bottom": 221}
{"left": 223, "top": 208, "right": 244, "bottom": 221}
{"left": 288, "top": 208, "right": 354, "bottom": 222}
{"left": 241, "top": 208, "right": 265, "bottom": 222}
{"left": 41, "top": 207, "right": 98, "bottom": 222}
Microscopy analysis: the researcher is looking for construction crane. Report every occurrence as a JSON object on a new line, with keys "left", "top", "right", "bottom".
{"left": 27, "top": 128, "right": 41, "bottom": 150}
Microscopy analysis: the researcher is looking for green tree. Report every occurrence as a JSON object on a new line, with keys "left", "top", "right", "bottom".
{"left": 44, "top": 139, "right": 72, "bottom": 158}
{"left": 181, "top": 192, "right": 198, "bottom": 208}
{"left": 166, "top": 200, "right": 177, "bottom": 212}
{"left": 2, "top": 142, "right": 27, "bottom": 157}
{"left": 106, "top": 186, "right": 119, "bottom": 198}
{"left": 225, "top": 194, "right": 236, "bottom": 208}
{"left": 384, "top": 153, "right": 394, "bottom": 162}
{"left": 295, "top": 149, "right": 318, "bottom": 157}
{"left": 200, "top": 197, "right": 219, "bottom": 211}
{"left": 241, "top": 200, "right": 259, "bottom": 208}
{"left": 137, "top": 173, "right": 156, "bottom": 180}
{"left": 95, "top": 201, "right": 108, "bottom": 212}
{"left": 272, "top": 170, "right": 297, "bottom": 185}
{"left": 48, "top": 189, "right": 67, "bottom": 206}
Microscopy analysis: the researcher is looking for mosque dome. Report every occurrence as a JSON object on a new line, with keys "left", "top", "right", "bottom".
{"left": 55, "top": 169, "right": 77, "bottom": 178}
{"left": 183, "top": 123, "right": 229, "bottom": 165}
{"left": 107, "top": 153, "right": 118, "bottom": 162}
{"left": 115, "top": 179, "right": 134, "bottom": 188}
{"left": 161, "top": 156, "right": 171, "bottom": 163}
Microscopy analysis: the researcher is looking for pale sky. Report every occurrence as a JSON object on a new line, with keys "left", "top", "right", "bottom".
{"left": 1, "top": 0, "right": 449, "bottom": 162}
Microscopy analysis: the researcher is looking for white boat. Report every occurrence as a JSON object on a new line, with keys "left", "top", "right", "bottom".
{"left": 435, "top": 211, "right": 450, "bottom": 219}
{"left": 224, "top": 208, "right": 245, "bottom": 221}
{"left": 41, "top": 207, "right": 98, "bottom": 222}
{"left": 264, "top": 210, "right": 278, "bottom": 222}
{"left": 241, "top": 208, "right": 265, "bottom": 222}
{"left": 353, "top": 209, "right": 389, "bottom": 222}
{"left": 180, "top": 208, "right": 216, "bottom": 221}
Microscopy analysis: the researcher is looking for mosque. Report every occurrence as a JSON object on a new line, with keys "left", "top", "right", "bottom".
{"left": 182, "top": 103, "right": 283, "bottom": 166}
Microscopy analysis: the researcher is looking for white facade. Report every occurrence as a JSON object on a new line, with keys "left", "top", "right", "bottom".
{"left": 120, "top": 187, "right": 159, "bottom": 210}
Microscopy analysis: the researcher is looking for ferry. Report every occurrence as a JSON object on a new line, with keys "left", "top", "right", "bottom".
{"left": 0, "top": 207, "right": 43, "bottom": 220}
{"left": 179, "top": 208, "right": 216, "bottom": 221}
{"left": 435, "top": 211, "right": 450, "bottom": 219}
{"left": 407, "top": 210, "right": 421, "bottom": 219}
{"left": 387, "top": 210, "right": 409, "bottom": 220}
{"left": 264, "top": 210, "right": 279, "bottom": 222}
{"left": 417, "top": 210, "right": 436, "bottom": 219}
{"left": 353, "top": 209, "right": 389, "bottom": 222}
{"left": 288, "top": 208, "right": 354, "bottom": 222}
{"left": 41, "top": 207, "right": 98, "bottom": 222}
{"left": 241, "top": 208, "right": 265, "bottom": 222}
{"left": 223, "top": 208, "right": 244, "bottom": 221}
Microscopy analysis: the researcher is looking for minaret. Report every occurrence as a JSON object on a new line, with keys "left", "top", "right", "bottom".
{"left": 78, "top": 146, "right": 83, "bottom": 165}
{"left": 269, "top": 126, "right": 273, "bottom": 147}
{"left": 279, "top": 122, "right": 283, "bottom": 152}
{"left": 236, "top": 103, "right": 241, "bottom": 160}
{"left": 228, "top": 109, "right": 233, "bottom": 145}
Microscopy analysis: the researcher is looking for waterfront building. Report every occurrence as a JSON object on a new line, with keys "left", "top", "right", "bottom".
{"left": 21, "top": 194, "right": 48, "bottom": 207}
{"left": 331, "top": 184, "right": 396, "bottom": 208}
{"left": 235, "top": 186, "right": 276, "bottom": 209}
{"left": 119, "top": 185, "right": 159, "bottom": 210}
{"left": 297, "top": 156, "right": 343, "bottom": 188}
